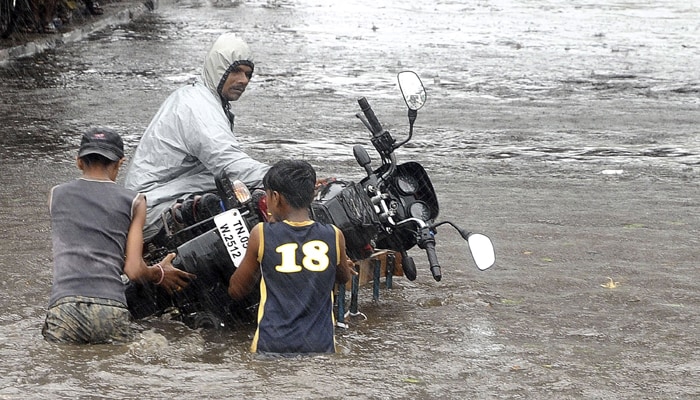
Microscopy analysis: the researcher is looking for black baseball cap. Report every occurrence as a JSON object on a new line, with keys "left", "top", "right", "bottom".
{"left": 78, "top": 127, "right": 124, "bottom": 161}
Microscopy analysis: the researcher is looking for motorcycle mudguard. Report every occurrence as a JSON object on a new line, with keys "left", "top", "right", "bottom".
{"left": 127, "top": 227, "right": 258, "bottom": 326}
{"left": 173, "top": 228, "right": 258, "bottom": 326}
{"left": 175, "top": 228, "right": 234, "bottom": 276}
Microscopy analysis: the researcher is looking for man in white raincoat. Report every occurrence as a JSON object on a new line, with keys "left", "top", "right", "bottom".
{"left": 125, "top": 33, "right": 270, "bottom": 240}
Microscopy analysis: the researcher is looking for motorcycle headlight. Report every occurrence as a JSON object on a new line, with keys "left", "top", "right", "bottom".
{"left": 408, "top": 201, "right": 431, "bottom": 221}
{"left": 396, "top": 174, "right": 419, "bottom": 196}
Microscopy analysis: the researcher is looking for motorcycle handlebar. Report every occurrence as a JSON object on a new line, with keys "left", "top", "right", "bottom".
{"left": 411, "top": 223, "right": 442, "bottom": 282}
{"left": 357, "top": 97, "right": 384, "bottom": 136}
{"left": 424, "top": 240, "right": 442, "bottom": 282}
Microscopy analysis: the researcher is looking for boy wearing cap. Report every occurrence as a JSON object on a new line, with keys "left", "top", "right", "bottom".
{"left": 42, "top": 127, "right": 196, "bottom": 344}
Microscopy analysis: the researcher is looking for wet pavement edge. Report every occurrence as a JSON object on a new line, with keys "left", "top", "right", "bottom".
{"left": 0, "top": 0, "right": 170, "bottom": 64}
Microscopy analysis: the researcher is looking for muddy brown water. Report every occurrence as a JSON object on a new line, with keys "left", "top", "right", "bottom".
{"left": 0, "top": 1, "right": 698, "bottom": 398}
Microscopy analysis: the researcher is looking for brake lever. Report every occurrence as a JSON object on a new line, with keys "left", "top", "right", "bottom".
{"left": 355, "top": 112, "right": 373, "bottom": 134}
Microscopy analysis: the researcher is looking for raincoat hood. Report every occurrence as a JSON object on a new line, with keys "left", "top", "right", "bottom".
{"left": 201, "top": 33, "right": 255, "bottom": 98}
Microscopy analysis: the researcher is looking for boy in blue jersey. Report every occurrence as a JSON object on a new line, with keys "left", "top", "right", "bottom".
{"left": 228, "top": 159, "right": 355, "bottom": 354}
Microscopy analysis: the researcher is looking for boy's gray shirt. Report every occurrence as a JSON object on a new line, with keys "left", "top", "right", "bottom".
{"left": 48, "top": 178, "right": 138, "bottom": 308}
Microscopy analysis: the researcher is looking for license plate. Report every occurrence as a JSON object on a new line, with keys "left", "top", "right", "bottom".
{"left": 214, "top": 209, "right": 250, "bottom": 267}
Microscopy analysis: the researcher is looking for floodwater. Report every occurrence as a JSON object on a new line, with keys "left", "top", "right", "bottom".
{"left": 0, "top": 0, "right": 698, "bottom": 399}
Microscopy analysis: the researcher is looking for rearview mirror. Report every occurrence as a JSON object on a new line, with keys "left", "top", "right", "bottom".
{"left": 467, "top": 233, "right": 496, "bottom": 271}
{"left": 397, "top": 71, "right": 426, "bottom": 111}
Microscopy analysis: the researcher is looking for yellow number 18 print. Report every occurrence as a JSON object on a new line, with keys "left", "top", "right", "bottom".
{"left": 275, "top": 240, "right": 330, "bottom": 273}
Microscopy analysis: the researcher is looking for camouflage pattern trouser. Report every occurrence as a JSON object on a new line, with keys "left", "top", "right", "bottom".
{"left": 42, "top": 296, "right": 133, "bottom": 344}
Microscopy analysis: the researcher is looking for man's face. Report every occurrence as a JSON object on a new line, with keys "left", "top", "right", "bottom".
{"left": 221, "top": 64, "right": 253, "bottom": 102}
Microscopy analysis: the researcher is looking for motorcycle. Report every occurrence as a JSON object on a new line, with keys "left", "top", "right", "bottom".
{"left": 125, "top": 71, "right": 496, "bottom": 329}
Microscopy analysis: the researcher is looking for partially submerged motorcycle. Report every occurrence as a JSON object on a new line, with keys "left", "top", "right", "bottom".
{"left": 125, "top": 71, "right": 496, "bottom": 329}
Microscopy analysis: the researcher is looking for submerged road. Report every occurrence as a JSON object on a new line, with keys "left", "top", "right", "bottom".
{"left": 0, "top": 1, "right": 698, "bottom": 398}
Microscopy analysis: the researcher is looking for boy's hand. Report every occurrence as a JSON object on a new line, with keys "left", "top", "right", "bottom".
{"left": 346, "top": 258, "right": 359, "bottom": 275}
{"left": 336, "top": 257, "right": 358, "bottom": 285}
{"left": 157, "top": 253, "right": 197, "bottom": 295}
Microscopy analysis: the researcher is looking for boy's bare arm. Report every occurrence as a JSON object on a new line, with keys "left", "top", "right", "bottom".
{"left": 124, "top": 195, "right": 196, "bottom": 293}
{"left": 335, "top": 229, "right": 356, "bottom": 284}
{"left": 123, "top": 195, "right": 150, "bottom": 281}
{"left": 228, "top": 223, "right": 262, "bottom": 300}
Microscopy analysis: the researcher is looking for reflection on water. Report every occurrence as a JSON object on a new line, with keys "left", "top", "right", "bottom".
{"left": 0, "top": 0, "right": 698, "bottom": 397}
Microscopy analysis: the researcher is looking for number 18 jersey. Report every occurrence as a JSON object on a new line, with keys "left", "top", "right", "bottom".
{"left": 252, "top": 220, "right": 341, "bottom": 354}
